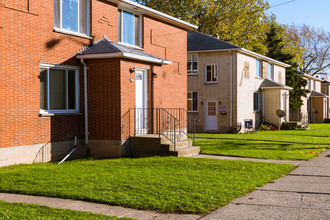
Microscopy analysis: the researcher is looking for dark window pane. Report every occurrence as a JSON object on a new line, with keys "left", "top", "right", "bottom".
{"left": 68, "top": 70, "right": 76, "bottom": 109}
{"left": 192, "top": 92, "right": 198, "bottom": 111}
{"left": 193, "top": 62, "right": 198, "bottom": 72}
{"left": 187, "top": 61, "right": 192, "bottom": 72}
{"left": 40, "top": 68, "right": 48, "bottom": 110}
{"left": 206, "top": 66, "right": 211, "bottom": 82}
{"left": 49, "top": 69, "right": 66, "bottom": 110}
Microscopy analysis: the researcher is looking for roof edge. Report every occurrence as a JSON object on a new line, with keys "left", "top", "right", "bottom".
{"left": 240, "top": 48, "right": 291, "bottom": 68}
{"left": 302, "top": 73, "right": 323, "bottom": 82}
{"left": 107, "top": 0, "right": 197, "bottom": 31}
{"left": 76, "top": 52, "right": 172, "bottom": 65}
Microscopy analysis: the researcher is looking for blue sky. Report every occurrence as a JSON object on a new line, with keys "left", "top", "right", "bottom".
{"left": 266, "top": 0, "right": 330, "bottom": 31}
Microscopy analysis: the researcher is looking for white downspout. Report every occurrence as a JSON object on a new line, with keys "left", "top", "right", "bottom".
{"left": 81, "top": 59, "right": 89, "bottom": 144}
{"left": 262, "top": 89, "right": 265, "bottom": 119}
{"left": 229, "top": 50, "right": 233, "bottom": 127}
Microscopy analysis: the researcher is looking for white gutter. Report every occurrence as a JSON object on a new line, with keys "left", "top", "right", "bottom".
{"left": 261, "top": 86, "right": 293, "bottom": 90}
{"left": 229, "top": 50, "right": 233, "bottom": 127}
{"left": 108, "top": 0, "right": 197, "bottom": 30}
{"left": 81, "top": 59, "right": 89, "bottom": 145}
{"left": 262, "top": 89, "right": 265, "bottom": 119}
{"left": 77, "top": 52, "right": 172, "bottom": 65}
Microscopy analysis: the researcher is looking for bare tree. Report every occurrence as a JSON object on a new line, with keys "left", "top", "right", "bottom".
{"left": 287, "top": 24, "right": 330, "bottom": 76}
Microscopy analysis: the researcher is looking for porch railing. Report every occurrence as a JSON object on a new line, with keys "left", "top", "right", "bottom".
{"left": 121, "top": 108, "right": 197, "bottom": 149}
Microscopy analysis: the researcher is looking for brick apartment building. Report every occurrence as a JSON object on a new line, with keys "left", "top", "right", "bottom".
{"left": 0, "top": 0, "right": 196, "bottom": 166}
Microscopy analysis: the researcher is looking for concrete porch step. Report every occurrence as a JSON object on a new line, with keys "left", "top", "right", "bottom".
{"left": 169, "top": 146, "right": 200, "bottom": 157}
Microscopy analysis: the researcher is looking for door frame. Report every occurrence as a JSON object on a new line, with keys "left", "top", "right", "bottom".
{"left": 135, "top": 68, "right": 149, "bottom": 134}
{"left": 205, "top": 100, "right": 218, "bottom": 131}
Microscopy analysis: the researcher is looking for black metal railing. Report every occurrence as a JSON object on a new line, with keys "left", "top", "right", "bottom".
{"left": 121, "top": 108, "right": 197, "bottom": 149}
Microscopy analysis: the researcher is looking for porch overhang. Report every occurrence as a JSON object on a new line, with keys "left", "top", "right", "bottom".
{"left": 77, "top": 52, "right": 172, "bottom": 65}
{"left": 310, "top": 90, "right": 328, "bottom": 98}
{"left": 259, "top": 78, "right": 293, "bottom": 90}
{"left": 76, "top": 36, "right": 172, "bottom": 65}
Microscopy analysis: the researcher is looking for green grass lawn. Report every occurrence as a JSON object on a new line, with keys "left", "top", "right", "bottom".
{"left": 0, "top": 201, "right": 132, "bottom": 219}
{"left": 194, "top": 124, "right": 330, "bottom": 160}
{"left": 0, "top": 157, "right": 294, "bottom": 214}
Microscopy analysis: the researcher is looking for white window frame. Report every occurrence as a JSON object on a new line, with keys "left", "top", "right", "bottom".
{"left": 268, "top": 63, "right": 274, "bottom": 80}
{"left": 253, "top": 92, "right": 260, "bottom": 112}
{"left": 40, "top": 63, "right": 80, "bottom": 114}
{"left": 187, "top": 92, "right": 198, "bottom": 112}
{"left": 187, "top": 54, "right": 198, "bottom": 75}
{"left": 54, "top": 0, "right": 90, "bottom": 37}
{"left": 256, "top": 59, "right": 262, "bottom": 78}
{"left": 118, "top": 8, "right": 143, "bottom": 48}
{"left": 205, "top": 65, "right": 218, "bottom": 84}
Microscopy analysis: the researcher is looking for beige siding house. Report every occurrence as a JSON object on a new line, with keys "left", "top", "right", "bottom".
{"left": 187, "top": 32, "right": 291, "bottom": 133}
{"left": 298, "top": 74, "right": 328, "bottom": 123}
{"left": 321, "top": 80, "right": 330, "bottom": 119}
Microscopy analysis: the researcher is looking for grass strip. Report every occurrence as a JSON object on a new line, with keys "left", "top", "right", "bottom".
{"left": 0, "top": 200, "right": 133, "bottom": 219}
{"left": 0, "top": 157, "right": 294, "bottom": 214}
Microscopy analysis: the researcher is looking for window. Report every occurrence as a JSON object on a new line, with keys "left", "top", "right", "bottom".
{"left": 187, "top": 54, "right": 198, "bottom": 74}
{"left": 118, "top": 9, "right": 141, "bottom": 47}
{"left": 253, "top": 92, "right": 260, "bottom": 112}
{"left": 282, "top": 92, "right": 287, "bottom": 112}
{"left": 205, "top": 65, "right": 218, "bottom": 83}
{"left": 187, "top": 92, "right": 198, "bottom": 112}
{"left": 54, "top": 0, "right": 90, "bottom": 35}
{"left": 256, "top": 59, "right": 262, "bottom": 78}
{"left": 268, "top": 63, "right": 274, "bottom": 80}
{"left": 40, "top": 64, "right": 79, "bottom": 114}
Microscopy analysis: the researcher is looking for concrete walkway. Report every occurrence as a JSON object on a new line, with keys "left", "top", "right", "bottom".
{"left": 0, "top": 151, "right": 329, "bottom": 219}
{"left": 202, "top": 149, "right": 330, "bottom": 220}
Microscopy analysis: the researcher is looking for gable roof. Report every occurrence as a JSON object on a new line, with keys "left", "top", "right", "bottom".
{"left": 76, "top": 36, "right": 171, "bottom": 65}
{"left": 322, "top": 80, "right": 330, "bottom": 84}
{"left": 260, "top": 78, "right": 292, "bottom": 90}
{"left": 107, "top": 0, "right": 197, "bottom": 31}
{"left": 310, "top": 90, "right": 328, "bottom": 98}
{"left": 187, "top": 32, "right": 291, "bottom": 68}
{"left": 299, "top": 72, "right": 323, "bottom": 82}
{"left": 188, "top": 31, "right": 240, "bottom": 51}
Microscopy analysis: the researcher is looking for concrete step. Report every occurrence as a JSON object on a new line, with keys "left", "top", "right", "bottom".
{"left": 169, "top": 146, "right": 200, "bottom": 157}
{"left": 162, "top": 140, "right": 192, "bottom": 151}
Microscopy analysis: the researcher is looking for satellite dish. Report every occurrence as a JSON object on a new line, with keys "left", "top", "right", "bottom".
{"left": 276, "top": 109, "right": 286, "bottom": 118}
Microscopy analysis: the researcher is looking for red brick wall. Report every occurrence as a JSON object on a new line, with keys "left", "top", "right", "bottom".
{"left": 0, "top": 0, "right": 188, "bottom": 149}
{"left": 87, "top": 58, "right": 121, "bottom": 140}
{"left": 143, "top": 16, "right": 187, "bottom": 109}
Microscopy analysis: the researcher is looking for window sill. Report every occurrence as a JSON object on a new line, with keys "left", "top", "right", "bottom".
{"left": 253, "top": 111, "right": 260, "bottom": 113}
{"left": 53, "top": 28, "right": 92, "bottom": 40}
{"left": 118, "top": 42, "right": 144, "bottom": 51}
{"left": 188, "top": 73, "right": 198, "bottom": 76}
{"left": 205, "top": 82, "right": 218, "bottom": 84}
{"left": 39, "top": 112, "right": 82, "bottom": 117}
{"left": 188, "top": 111, "right": 199, "bottom": 113}
{"left": 255, "top": 76, "right": 263, "bottom": 79}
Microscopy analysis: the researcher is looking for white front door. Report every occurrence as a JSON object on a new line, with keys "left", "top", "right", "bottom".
{"left": 135, "top": 69, "right": 148, "bottom": 134}
{"left": 206, "top": 101, "right": 217, "bottom": 131}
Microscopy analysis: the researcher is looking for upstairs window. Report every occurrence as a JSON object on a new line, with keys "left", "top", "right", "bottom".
{"left": 205, "top": 65, "right": 218, "bottom": 83}
{"left": 40, "top": 64, "right": 79, "bottom": 114}
{"left": 268, "top": 63, "right": 274, "bottom": 80}
{"left": 187, "top": 92, "right": 198, "bottom": 112}
{"left": 187, "top": 54, "right": 198, "bottom": 75}
{"left": 54, "top": 0, "right": 90, "bottom": 35}
{"left": 256, "top": 59, "right": 262, "bottom": 78}
{"left": 118, "top": 9, "right": 141, "bottom": 47}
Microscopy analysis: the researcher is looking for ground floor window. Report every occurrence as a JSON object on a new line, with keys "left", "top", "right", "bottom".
{"left": 187, "top": 92, "right": 198, "bottom": 112}
{"left": 253, "top": 92, "right": 260, "bottom": 112}
{"left": 40, "top": 63, "right": 79, "bottom": 114}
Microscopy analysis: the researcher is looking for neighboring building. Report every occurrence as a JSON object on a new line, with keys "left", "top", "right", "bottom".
{"left": 298, "top": 74, "right": 328, "bottom": 123}
{"left": 0, "top": 0, "right": 196, "bottom": 166}
{"left": 321, "top": 80, "right": 330, "bottom": 119}
{"left": 187, "top": 32, "right": 291, "bottom": 133}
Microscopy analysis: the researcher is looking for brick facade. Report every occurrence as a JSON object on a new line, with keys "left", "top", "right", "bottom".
{"left": 0, "top": 0, "right": 192, "bottom": 165}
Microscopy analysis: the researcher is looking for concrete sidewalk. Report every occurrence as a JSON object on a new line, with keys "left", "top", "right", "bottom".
{"left": 0, "top": 151, "right": 328, "bottom": 219}
{"left": 202, "top": 149, "right": 330, "bottom": 220}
